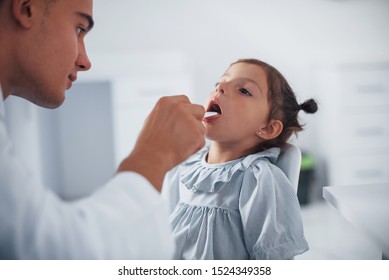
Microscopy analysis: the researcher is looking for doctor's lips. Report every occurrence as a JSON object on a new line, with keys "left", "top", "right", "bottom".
{"left": 203, "top": 99, "right": 222, "bottom": 122}
{"left": 68, "top": 74, "right": 77, "bottom": 82}
{"left": 67, "top": 74, "right": 77, "bottom": 89}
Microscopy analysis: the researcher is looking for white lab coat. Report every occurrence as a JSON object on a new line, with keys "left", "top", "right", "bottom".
{"left": 0, "top": 90, "right": 174, "bottom": 259}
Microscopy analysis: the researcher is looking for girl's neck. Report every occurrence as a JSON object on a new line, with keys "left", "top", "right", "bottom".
{"left": 207, "top": 142, "right": 259, "bottom": 164}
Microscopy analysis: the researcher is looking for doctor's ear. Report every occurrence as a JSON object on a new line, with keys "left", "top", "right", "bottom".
{"left": 256, "top": 119, "right": 283, "bottom": 140}
{"left": 12, "top": 0, "right": 37, "bottom": 28}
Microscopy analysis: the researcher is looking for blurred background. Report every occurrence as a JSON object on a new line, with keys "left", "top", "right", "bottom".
{"left": 4, "top": 0, "right": 389, "bottom": 259}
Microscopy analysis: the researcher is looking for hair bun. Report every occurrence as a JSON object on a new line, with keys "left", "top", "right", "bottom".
{"left": 300, "top": 98, "right": 318, "bottom": 114}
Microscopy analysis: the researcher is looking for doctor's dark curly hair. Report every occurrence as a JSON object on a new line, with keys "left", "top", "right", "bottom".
{"left": 0, "top": 0, "right": 58, "bottom": 7}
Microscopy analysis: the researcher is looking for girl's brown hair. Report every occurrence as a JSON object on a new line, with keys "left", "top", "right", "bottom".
{"left": 231, "top": 58, "right": 318, "bottom": 150}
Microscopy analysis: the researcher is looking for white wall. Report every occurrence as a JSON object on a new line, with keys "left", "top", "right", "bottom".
{"left": 87, "top": 0, "right": 389, "bottom": 150}
{"left": 83, "top": 0, "right": 389, "bottom": 198}
{"left": 5, "top": 0, "right": 389, "bottom": 198}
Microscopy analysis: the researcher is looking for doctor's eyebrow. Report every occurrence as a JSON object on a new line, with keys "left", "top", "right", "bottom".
{"left": 76, "top": 12, "right": 95, "bottom": 32}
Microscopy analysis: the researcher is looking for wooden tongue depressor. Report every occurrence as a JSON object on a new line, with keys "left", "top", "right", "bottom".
{"left": 204, "top": 111, "right": 219, "bottom": 118}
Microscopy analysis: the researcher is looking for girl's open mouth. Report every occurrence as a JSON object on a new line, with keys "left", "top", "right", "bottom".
{"left": 203, "top": 99, "right": 222, "bottom": 122}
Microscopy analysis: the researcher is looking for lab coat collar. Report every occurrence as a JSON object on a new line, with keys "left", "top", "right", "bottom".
{"left": 0, "top": 86, "right": 5, "bottom": 119}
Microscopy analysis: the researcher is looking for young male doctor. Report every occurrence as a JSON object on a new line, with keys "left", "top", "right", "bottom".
{"left": 0, "top": 0, "right": 205, "bottom": 259}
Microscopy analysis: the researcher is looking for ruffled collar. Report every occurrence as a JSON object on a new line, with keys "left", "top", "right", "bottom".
{"left": 180, "top": 146, "right": 280, "bottom": 193}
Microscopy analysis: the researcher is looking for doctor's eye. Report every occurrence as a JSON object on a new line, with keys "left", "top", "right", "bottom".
{"left": 77, "top": 26, "right": 87, "bottom": 36}
{"left": 239, "top": 88, "right": 252, "bottom": 96}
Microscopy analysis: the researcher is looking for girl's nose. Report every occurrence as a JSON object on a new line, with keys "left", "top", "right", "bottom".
{"left": 216, "top": 82, "right": 225, "bottom": 95}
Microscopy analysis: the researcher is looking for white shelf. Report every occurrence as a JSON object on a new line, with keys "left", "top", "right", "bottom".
{"left": 315, "top": 62, "right": 389, "bottom": 186}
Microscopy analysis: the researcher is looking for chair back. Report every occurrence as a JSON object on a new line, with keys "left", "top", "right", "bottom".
{"left": 275, "top": 143, "right": 301, "bottom": 194}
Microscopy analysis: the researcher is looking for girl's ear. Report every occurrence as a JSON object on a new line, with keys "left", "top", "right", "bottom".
{"left": 257, "top": 119, "right": 283, "bottom": 140}
{"left": 12, "top": 0, "right": 34, "bottom": 29}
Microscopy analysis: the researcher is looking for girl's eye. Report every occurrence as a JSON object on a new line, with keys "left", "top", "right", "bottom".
{"left": 215, "top": 82, "right": 220, "bottom": 88}
{"left": 239, "top": 88, "right": 252, "bottom": 96}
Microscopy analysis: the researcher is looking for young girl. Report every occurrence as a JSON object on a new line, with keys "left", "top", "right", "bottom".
{"left": 163, "top": 58, "right": 317, "bottom": 260}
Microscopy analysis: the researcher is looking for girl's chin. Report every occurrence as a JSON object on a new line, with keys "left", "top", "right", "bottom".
{"left": 204, "top": 134, "right": 222, "bottom": 142}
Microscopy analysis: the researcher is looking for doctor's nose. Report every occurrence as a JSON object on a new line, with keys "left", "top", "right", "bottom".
{"left": 76, "top": 44, "right": 92, "bottom": 72}
{"left": 77, "top": 53, "right": 92, "bottom": 72}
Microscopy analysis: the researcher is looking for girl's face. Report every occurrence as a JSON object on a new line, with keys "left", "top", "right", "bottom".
{"left": 203, "top": 62, "right": 273, "bottom": 152}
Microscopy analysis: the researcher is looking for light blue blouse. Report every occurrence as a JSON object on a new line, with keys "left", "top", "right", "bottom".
{"left": 163, "top": 146, "right": 309, "bottom": 260}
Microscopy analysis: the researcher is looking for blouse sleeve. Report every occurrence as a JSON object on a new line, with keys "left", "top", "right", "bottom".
{"left": 238, "top": 160, "right": 309, "bottom": 259}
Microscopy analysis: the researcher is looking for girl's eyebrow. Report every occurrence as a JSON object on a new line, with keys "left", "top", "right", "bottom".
{"left": 243, "top": 77, "right": 263, "bottom": 94}
{"left": 76, "top": 12, "right": 95, "bottom": 32}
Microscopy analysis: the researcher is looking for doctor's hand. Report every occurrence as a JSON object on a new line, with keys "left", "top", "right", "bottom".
{"left": 117, "top": 95, "right": 206, "bottom": 192}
